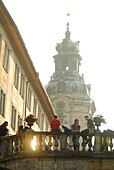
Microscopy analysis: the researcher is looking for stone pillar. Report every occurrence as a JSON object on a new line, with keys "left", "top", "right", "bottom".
{"left": 60, "top": 134, "right": 67, "bottom": 151}
{"left": 94, "top": 130, "right": 101, "bottom": 152}
{"left": 24, "top": 129, "right": 34, "bottom": 152}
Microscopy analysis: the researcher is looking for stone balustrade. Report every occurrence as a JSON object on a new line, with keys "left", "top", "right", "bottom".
{"left": 101, "top": 129, "right": 114, "bottom": 152}
{"left": 0, "top": 129, "right": 114, "bottom": 158}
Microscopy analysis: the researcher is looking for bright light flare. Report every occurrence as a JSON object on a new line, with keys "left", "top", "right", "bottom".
{"left": 31, "top": 136, "right": 37, "bottom": 151}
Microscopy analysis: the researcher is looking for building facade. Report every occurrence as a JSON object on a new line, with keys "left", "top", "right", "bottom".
{"left": 46, "top": 22, "right": 96, "bottom": 130}
{"left": 0, "top": 1, "right": 54, "bottom": 135}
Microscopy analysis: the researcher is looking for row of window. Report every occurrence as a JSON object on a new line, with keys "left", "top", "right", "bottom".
{"left": 0, "top": 31, "right": 10, "bottom": 73}
{"left": 0, "top": 30, "right": 25, "bottom": 99}
{"left": 14, "top": 63, "right": 39, "bottom": 113}
{"left": 11, "top": 104, "right": 46, "bottom": 132}
{"left": 0, "top": 89, "right": 46, "bottom": 132}
{"left": 0, "top": 30, "right": 39, "bottom": 114}
{"left": 0, "top": 89, "right": 22, "bottom": 132}
{"left": 14, "top": 64, "right": 25, "bottom": 99}
{"left": 14, "top": 64, "right": 38, "bottom": 112}
{"left": 11, "top": 105, "right": 22, "bottom": 131}
{"left": 0, "top": 31, "right": 48, "bottom": 132}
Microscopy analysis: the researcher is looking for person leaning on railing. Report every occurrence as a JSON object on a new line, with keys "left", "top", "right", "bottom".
{"left": 81, "top": 115, "right": 95, "bottom": 145}
{"left": 50, "top": 114, "right": 61, "bottom": 146}
{"left": 71, "top": 119, "right": 80, "bottom": 151}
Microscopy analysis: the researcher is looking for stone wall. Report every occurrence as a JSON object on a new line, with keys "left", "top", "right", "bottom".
{"left": 0, "top": 152, "right": 114, "bottom": 170}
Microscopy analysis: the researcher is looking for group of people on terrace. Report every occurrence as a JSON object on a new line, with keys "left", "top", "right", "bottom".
{"left": 0, "top": 121, "right": 29, "bottom": 138}
{"left": 0, "top": 114, "right": 95, "bottom": 151}
{"left": 50, "top": 114, "right": 95, "bottom": 151}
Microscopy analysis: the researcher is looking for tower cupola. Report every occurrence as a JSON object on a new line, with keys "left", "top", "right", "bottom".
{"left": 46, "top": 22, "right": 90, "bottom": 96}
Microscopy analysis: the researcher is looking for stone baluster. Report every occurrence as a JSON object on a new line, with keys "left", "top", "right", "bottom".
{"left": 48, "top": 135, "right": 52, "bottom": 151}
{"left": 54, "top": 135, "right": 59, "bottom": 151}
{"left": 24, "top": 130, "right": 34, "bottom": 151}
{"left": 88, "top": 135, "right": 92, "bottom": 151}
{"left": 45, "top": 136, "right": 49, "bottom": 150}
{"left": 109, "top": 137, "right": 113, "bottom": 151}
{"left": 68, "top": 135, "right": 73, "bottom": 151}
{"left": 39, "top": 135, "right": 42, "bottom": 151}
{"left": 60, "top": 133, "right": 68, "bottom": 151}
{"left": 9, "top": 138, "right": 13, "bottom": 154}
{"left": 75, "top": 135, "right": 80, "bottom": 151}
{"left": 35, "top": 135, "right": 42, "bottom": 151}
{"left": 94, "top": 130, "right": 101, "bottom": 152}
{"left": 35, "top": 135, "right": 40, "bottom": 151}
{"left": 4, "top": 139, "right": 9, "bottom": 156}
{"left": 21, "top": 136, "right": 25, "bottom": 152}
{"left": 17, "top": 136, "right": 22, "bottom": 152}
{"left": 82, "top": 137, "right": 86, "bottom": 151}
{"left": 103, "top": 136, "right": 107, "bottom": 152}
{"left": 14, "top": 137, "right": 18, "bottom": 153}
{"left": 41, "top": 135, "right": 46, "bottom": 151}
{"left": 1, "top": 140, "right": 5, "bottom": 156}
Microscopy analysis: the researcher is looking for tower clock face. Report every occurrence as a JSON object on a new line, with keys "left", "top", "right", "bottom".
{"left": 56, "top": 101, "right": 65, "bottom": 110}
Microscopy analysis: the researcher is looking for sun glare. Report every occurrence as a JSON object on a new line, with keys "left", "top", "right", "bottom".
{"left": 32, "top": 136, "right": 37, "bottom": 151}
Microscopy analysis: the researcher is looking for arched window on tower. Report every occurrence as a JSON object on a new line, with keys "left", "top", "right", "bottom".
{"left": 62, "top": 60, "right": 69, "bottom": 71}
{"left": 66, "top": 66, "right": 69, "bottom": 70}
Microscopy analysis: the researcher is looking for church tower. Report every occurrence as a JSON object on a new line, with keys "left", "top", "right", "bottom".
{"left": 45, "top": 22, "right": 96, "bottom": 130}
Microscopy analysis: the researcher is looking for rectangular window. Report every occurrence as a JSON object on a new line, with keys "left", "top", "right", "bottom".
{"left": 14, "top": 63, "right": 19, "bottom": 90}
{"left": 33, "top": 98, "right": 37, "bottom": 117}
{"left": 11, "top": 105, "right": 16, "bottom": 131}
{"left": 38, "top": 106, "right": 41, "bottom": 128}
{"left": 0, "top": 30, "right": 3, "bottom": 54}
{"left": 17, "top": 114, "right": 22, "bottom": 130}
{"left": 41, "top": 113, "right": 44, "bottom": 131}
{"left": 26, "top": 86, "right": 31, "bottom": 111}
{"left": 46, "top": 121, "right": 48, "bottom": 131}
{"left": 0, "top": 89, "right": 5, "bottom": 117}
{"left": 3, "top": 42, "right": 9, "bottom": 73}
{"left": 20, "top": 73, "right": 25, "bottom": 99}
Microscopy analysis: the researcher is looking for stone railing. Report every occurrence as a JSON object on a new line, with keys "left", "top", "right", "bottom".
{"left": 0, "top": 129, "right": 114, "bottom": 158}
{"left": 101, "top": 129, "right": 114, "bottom": 152}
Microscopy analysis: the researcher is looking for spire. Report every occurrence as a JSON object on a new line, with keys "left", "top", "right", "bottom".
{"left": 65, "top": 13, "right": 71, "bottom": 39}
{"left": 56, "top": 13, "right": 80, "bottom": 54}
{"left": 65, "top": 22, "right": 71, "bottom": 39}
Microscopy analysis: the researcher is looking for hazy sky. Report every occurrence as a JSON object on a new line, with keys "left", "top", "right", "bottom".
{"left": 2, "top": 0, "right": 114, "bottom": 131}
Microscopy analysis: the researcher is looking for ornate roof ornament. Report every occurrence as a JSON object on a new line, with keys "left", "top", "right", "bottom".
{"left": 56, "top": 22, "right": 80, "bottom": 54}
{"left": 65, "top": 22, "right": 71, "bottom": 39}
